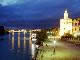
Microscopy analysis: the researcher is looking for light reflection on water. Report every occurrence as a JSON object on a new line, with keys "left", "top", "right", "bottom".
{"left": 18, "top": 32, "right": 20, "bottom": 48}
{"left": 12, "top": 32, "right": 14, "bottom": 49}
{"left": 0, "top": 32, "right": 32, "bottom": 60}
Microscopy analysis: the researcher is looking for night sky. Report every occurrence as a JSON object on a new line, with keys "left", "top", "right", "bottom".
{"left": 0, "top": 0, "right": 80, "bottom": 29}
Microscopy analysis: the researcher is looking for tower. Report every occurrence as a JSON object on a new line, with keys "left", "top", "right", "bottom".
{"left": 64, "top": 9, "right": 68, "bottom": 19}
{"left": 60, "top": 10, "right": 72, "bottom": 36}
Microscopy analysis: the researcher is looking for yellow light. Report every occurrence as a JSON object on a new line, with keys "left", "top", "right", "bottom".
{"left": 18, "top": 32, "right": 20, "bottom": 48}
{"left": 12, "top": 32, "right": 14, "bottom": 49}
{"left": 54, "top": 40, "right": 56, "bottom": 45}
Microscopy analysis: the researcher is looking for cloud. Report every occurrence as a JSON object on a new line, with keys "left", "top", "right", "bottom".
{"left": 0, "top": 0, "right": 80, "bottom": 22}
{"left": 0, "top": 0, "right": 17, "bottom": 6}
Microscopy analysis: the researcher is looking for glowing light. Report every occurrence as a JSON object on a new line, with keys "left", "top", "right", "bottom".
{"left": 32, "top": 44, "right": 35, "bottom": 56}
{"left": 21, "top": 29, "right": 25, "bottom": 32}
{"left": 31, "top": 33, "right": 37, "bottom": 41}
{"left": 12, "top": 32, "right": 14, "bottom": 49}
{"left": 53, "top": 40, "right": 56, "bottom": 45}
{"left": 18, "top": 32, "right": 20, "bottom": 48}
{"left": 74, "top": 32, "right": 80, "bottom": 37}
{"left": 64, "top": 9, "right": 68, "bottom": 19}
{"left": 36, "top": 45, "right": 39, "bottom": 48}
{"left": 24, "top": 32, "right": 26, "bottom": 48}
{"left": 29, "top": 31, "right": 32, "bottom": 50}
{"left": 53, "top": 40, "right": 56, "bottom": 49}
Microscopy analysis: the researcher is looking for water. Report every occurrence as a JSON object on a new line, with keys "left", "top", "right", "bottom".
{"left": 0, "top": 32, "right": 32, "bottom": 60}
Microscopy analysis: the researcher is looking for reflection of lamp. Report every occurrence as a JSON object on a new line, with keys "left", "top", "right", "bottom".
{"left": 32, "top": 33, "right": 37, "bottom": 41}
{"left": 32, "top": 44, "right": 36, "bottom": 58}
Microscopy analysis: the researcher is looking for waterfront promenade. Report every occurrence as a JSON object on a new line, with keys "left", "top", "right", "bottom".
{"left": 36, "top": 40, "right": 80, "bottom": 60}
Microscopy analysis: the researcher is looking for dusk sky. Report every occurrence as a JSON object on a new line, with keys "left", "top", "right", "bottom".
{"left": 0, "top": 0, "right": 80, "bottom": 28}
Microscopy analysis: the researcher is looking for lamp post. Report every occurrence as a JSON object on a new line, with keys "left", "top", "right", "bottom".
{"left": 53, "top": 40, "right": 56, "bottom": 55}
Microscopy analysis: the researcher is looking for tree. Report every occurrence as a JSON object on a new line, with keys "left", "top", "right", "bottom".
{"left": 36, "top": 29, "right": 48, "bottom": 45}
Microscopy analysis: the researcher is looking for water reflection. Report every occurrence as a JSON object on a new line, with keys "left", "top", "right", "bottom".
{"left": 10, "top": 31, "right": 29, "bottom": 49}
{"left": 24, "top": 32, "right": 26, "bottom": 49}
{"left": 9, "top": 32, "right": 11, "bottom": 40}
{"left": 8, "top": 31, "right": 32, "bottom": 60}
{"left": 18, "top": 32, "right": 20, "bottom": 48}
{"left": 12, "top": 32, "right": 14, "bottom": 49}
{"left": 29, "top": 31, "right": 32, "bottom": 48}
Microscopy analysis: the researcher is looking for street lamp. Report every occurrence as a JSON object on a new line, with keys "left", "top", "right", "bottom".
{"left": 54, "top": 40, "right": 56, "bottom": 44}
{"left": 53, "top": 40, "right": 56, "bottom": 55}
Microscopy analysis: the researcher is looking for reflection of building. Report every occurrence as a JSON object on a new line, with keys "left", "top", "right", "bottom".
{"left": 60, "top": 10, "right": 72, "bottom": 36}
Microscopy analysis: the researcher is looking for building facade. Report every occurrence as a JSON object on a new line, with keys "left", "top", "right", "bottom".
{"left": 60, "top": 10, "right": 72, "bottom": 36}
{"left": 72, "top": 19, "right": 80, "bottom": 37}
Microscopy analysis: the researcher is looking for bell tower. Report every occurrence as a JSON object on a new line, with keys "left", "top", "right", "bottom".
{"left": 60, "top": 9, "right": 72, "bottom": 36}
{"left": 64, "top": 9, "right": 68, "bottom": 19}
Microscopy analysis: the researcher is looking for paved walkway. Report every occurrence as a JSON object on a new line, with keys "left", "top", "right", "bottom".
{"left": 36, "top": 40, "right": 80, "bottom": 60}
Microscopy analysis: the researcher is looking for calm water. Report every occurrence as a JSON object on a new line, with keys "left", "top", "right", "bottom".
{"left": 0, "top": 32, "right": 32, "bottom": 60}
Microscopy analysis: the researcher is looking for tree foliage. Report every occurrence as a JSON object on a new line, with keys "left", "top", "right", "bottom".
{"left": 36, "top": 29, "right": 48, "bottom": 45}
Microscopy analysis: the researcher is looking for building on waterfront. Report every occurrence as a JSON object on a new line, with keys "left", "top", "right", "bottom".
{"left": 60, "top": 10, "right": 72, "bottom": 36}
{"left": 72, "top": 18, "right": 80, "bottom": 37}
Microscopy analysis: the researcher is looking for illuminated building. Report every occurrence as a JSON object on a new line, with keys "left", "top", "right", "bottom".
{"left": 72, "top": 19, "right": 80, "bottom": 37}
{"left": 60, "top": 10, "right": 72, "bottom": 36}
